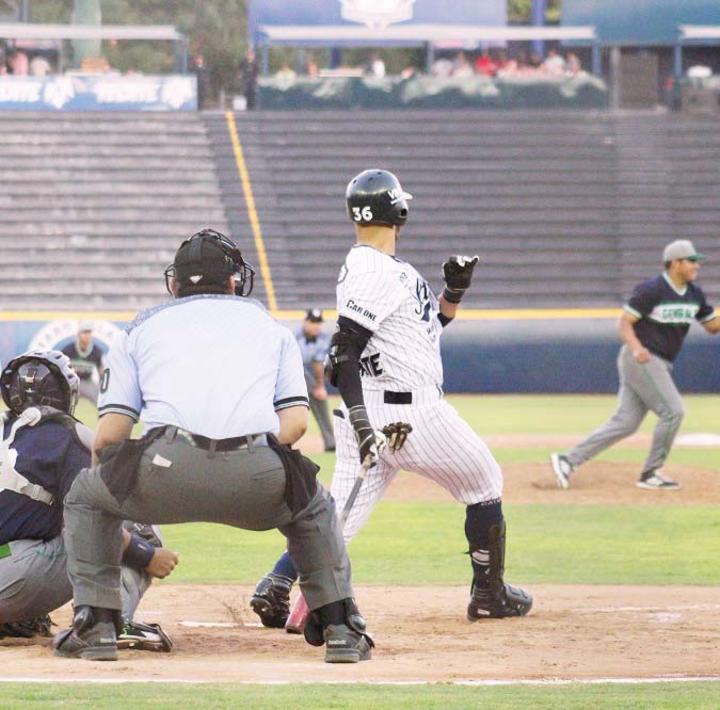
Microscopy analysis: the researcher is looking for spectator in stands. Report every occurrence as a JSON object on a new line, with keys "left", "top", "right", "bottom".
{"left": 306, "top": 53, "right": 319, "bottom": 77}
{"left": 452, "top": 51, "right": 474, "bottom": 78}
{"left": 474, "top": 51, "right": 497, "bottom": 77}
{"left": 8, "top": 49, "right": 29, "bottom": 76}
{"left": 191, "top": 53, "right": 211, "bottom": 110}
{"left": 239, "top": 47, "right": 259, "bottom": 110}
{"left": 541, "top": 48, "right": 566, "bottom": 76}
{"left": 275, "top": 61, "right": 296, "bottom": 84}
{"left": 565, "top": 53, "right": 584, "bottom": 77}
{"left": 431, "top": 55, "right": 453, "bottom": 78}
{"left": 366, "top": 52, "right": 386, "bottom": 78}
{"left": 29, "top": 54, "right": 52, "bottom": 77}
{"left": 528, "top": 51, "right": 543, "bottom": 71}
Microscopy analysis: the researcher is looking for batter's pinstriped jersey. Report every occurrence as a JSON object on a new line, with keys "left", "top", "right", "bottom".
{"left": 337, "top": 245, "right": 443, "bottom": 391}
{"left": 330, "top": 244, "right": 503, "bottom": 539}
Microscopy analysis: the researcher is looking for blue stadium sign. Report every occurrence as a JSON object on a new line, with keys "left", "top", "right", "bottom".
{"left": 0, "top": 75, "right": 197, "bottom": 111}
{"left": 249, "top": 0, "right": 506, "bottom": 42}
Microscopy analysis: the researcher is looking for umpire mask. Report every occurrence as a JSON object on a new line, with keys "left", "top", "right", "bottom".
{"left": 164, "top": 229, "right": 255, "bottom": 298}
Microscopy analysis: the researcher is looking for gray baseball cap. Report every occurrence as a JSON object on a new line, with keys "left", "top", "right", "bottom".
{"left": 662, "top": 239, "right": 705, "bottom": 263}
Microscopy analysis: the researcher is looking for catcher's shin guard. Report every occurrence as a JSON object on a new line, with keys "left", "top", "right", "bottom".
{"left": 53, "top": 606, "right": 122, "bottom": 661}
{"left": 250, "top": 573, "right": 293, "bottom": 628}
{"left": 117, "top": 620, "right": 173, "bottom": 652}
{"left": 467, "top": 521, "right": 533, "bottom": 620}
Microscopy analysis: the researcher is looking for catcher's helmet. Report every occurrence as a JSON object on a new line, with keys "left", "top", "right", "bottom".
{"left": 0, "top": 349, "right": 79, "bottom": 416}
{"left": 164, "top": 228, "right": 255, "bottom": 297}
{"left": 345, "top": 169, "right": 412, "bottom": 227}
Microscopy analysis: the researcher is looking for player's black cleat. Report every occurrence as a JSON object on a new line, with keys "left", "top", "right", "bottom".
{"left": 117, "top": 620, "right": 173, "bottom": 652}
{"left": 323, "top": 624, "right": 373, "bottom": 663}
{"left": 467, "top": 582, "right": 533, "bottom": 620}
{"left": 53, "top": 605, "right": 121, "bottom": 661}
{"left": 250, "top": 573, "right": 293, "bottom": 628}
{"left": 0, "top": 614, "right": 53, "bottom": 639}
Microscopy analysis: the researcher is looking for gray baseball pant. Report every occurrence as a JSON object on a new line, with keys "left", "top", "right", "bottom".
{"left": 0, "top": 535, "right": 151, "bottom": 624}
{"left": 567, "top": 345, "right": 684, "bottom": 475}
{"left": 78, "top": 379, "right": 99, "bottom": 404}
{"left": 63, "top": 431, "right": 352, "bottom": 612}
{"left": 309, "top": 394, "right": 335, "bottom": 451}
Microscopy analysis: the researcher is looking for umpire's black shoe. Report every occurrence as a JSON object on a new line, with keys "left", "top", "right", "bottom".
{"left": 467, "top": 583, "right": 533, "bottom": 620}
{"left": 324, "top": 624, "right": 372, "bottom": 663}
{"left": 250, "top": 573, "right": 293, "bottom": 628}
{"left": 53, "top": 606, "right": 120, "bottom": 661}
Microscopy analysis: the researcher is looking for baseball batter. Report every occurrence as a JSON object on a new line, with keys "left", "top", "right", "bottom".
{"left": 551, "top": 239, "right": 719, "bottom": 490}
{"left": 253, "top": 169, "right": 532, "bottom": 626}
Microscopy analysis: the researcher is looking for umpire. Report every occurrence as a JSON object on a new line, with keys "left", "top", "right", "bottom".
{"left": 53, "top": 229, "right": 372, "bottom": 663}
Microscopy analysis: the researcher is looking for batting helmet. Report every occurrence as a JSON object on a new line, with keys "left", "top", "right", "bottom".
{"left": 0, "top": 349, "right": 79, "bottom": 416}
{"left": 164, "top": 228, "right": 255, "bottom": 298}
{"left": 345, "top": 169, "right": 412, "bottom": 227}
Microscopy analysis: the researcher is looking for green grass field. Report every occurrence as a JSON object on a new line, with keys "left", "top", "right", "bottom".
{"left": 40, "top": 395, "right": 720, "bottom": 706}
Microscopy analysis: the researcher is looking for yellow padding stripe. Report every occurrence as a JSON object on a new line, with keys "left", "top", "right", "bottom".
{"left": 1, "top": 308, "right": 716, "bottom": 322}
{"left": 225, "top": 111, "right": 277, "bottom": 312}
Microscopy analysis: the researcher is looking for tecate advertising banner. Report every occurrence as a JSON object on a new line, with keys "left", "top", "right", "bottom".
{"left": 0, "top": 74, "right": 197, "bottom": 111}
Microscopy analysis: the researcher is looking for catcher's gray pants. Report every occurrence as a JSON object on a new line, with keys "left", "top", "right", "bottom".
{"left": 567, "top": 346, "right": 684, "bottom": 474}
{"left": 63, "top": 432, "right": 352, "bottom": 612}
{"left": 0, "top": 535, "right": 151, "bottom": 624}
{"left": 309, "top": 394, "right": 335, "bottom": 451}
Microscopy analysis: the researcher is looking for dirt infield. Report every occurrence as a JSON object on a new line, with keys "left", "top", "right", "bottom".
{"left": 2, "top": 583, "right": 719, "bottom": 682}
{"left": 2, "top": 454, "right": 717, "bottom": 684}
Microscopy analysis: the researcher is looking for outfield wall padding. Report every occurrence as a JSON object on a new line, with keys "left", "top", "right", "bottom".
{"left": 1, "top": 317, "right": 717, "bottom": 395}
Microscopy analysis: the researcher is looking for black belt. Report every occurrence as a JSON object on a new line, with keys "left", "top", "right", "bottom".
{"left": 384, "top": 391, "right": 412, "bottom": 405}
{"left": 171, "top": 427, "right": 267, "bottom": 452}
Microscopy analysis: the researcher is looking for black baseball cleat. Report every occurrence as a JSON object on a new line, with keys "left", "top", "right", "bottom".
{"left": 467, "top": 583, "right": 533, "bottom": 620}
{"left": 53, "top": 606, "right": 121, "bottom": 661}
{"left": 250, "top": 573, "right": 293, "bottom": 628}
{"left": 324, "top": 624, "right": 373, "bottom": 663}
{"left": 117, "top": 620, "right": 173, "bottom": 652}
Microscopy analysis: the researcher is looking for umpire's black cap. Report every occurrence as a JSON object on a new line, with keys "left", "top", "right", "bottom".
{"left": 305, "top": 308, "right": 323, "bottom": 323}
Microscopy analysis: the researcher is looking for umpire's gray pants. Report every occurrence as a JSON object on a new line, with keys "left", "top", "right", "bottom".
{"left": 63, "top": 433, "right": 352, "bottom": 612}
{"left": 0, "top": 536, "right": 150, "bottom": 624}
{"left": 309, "top": 395, "right": 335, "bottom": 451}
{"left": 568, "top": 345, "right": 684, "bottom": 474}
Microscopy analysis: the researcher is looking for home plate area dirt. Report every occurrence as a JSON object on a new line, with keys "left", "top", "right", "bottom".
{"left": 1, "top": 459, "right": 717, "bottom": 683}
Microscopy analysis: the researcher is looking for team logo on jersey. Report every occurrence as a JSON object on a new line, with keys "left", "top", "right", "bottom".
{"left": 359, "top": 352, "right": 383, "bottom": 377}
{"left": 649, "top": 302, "right": 700, "bottom": 325}
{"left": 339, "top": 0, "right": 415, "bottom": 29}
{"left": 413, "top": 279, "right": 432, "bottom": 322}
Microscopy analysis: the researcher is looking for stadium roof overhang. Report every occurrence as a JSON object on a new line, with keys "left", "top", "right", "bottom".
{"left": 256, "top": 24, "right": 598, "bottom": 48}
{"left": 0, "top": 22, "right": 185, "bottom": 42}
{"left": 673, "top": 25, "right": 720, "bottom": 76}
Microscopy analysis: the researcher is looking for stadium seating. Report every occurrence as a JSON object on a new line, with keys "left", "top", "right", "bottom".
{"left": 213, "top": 110, "right": 719, "bottom": 310}
{"left": 1, "top": 110, "right": 718, "bottom": 311}
{"left": 0, "top": 112, "right": 230, "bottom": 310}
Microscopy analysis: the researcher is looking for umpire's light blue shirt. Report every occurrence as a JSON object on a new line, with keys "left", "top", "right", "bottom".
{"left": 98, "top": 295, "right": 309, "bottom": 439}
{"left": 295, "top": 325, "right": 331, "bottom": 388}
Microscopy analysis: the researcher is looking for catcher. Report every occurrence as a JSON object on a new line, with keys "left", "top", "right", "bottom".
{"left": 0, "top": 349, "right": 176, "bottom": 651}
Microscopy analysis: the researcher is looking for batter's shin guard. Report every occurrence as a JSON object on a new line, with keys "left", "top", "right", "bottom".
{"left": 467, "top": 520, "right": 533, "bottom": 620}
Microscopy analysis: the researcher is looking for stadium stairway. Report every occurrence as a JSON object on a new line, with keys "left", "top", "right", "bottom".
{"left": 0, "top": 112, "right": 232, "bottom": 311}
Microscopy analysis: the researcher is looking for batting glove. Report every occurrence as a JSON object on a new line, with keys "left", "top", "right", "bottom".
{"left": 442, "top": 255, "right": 479, "bottom": 304}
{"left": 348, "top": 405, "right": 387, "bottom": 468}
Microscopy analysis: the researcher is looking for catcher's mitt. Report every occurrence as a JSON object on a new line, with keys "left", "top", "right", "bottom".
{"left": 381, "top": 422, "right": 412, "bottom": 453}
